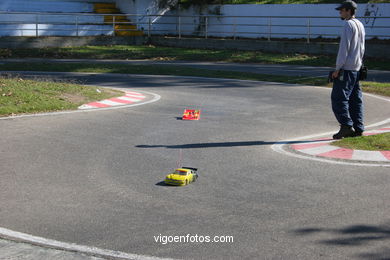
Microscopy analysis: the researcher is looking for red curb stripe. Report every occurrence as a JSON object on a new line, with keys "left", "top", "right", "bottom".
{"left": 380, "top": 151, "right": 390, "bottom": 160}
{"left": 86, "top": 102, "right": 110, "bottom": 108}
{"left": 379, "top": 128, "right": 390, "bottom": 131}
{"left": 108, "top": 98, "right": 134, "bottom": 104}
{"left": 291, "top": 142, "right": 330, "bottom": 150}
{"left": 317, "top": 148, "right": 354, "bottom": 159}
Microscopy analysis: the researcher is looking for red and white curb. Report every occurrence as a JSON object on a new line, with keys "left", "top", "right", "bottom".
{"left": 289, "top": 128, "right": 390, "bottom": 162}
{"left": 79, "top": 91, "right": 146, "bottom": 110}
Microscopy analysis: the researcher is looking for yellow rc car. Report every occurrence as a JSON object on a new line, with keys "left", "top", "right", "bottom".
{"left": 165, "top": 167, "right": 198, "bottom": 186}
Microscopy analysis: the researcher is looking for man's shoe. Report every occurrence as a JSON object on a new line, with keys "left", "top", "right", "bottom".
{"left": 333, "top": 125, "right": 355, "bottom": 139}
{"left": 352, "top": 131, "right": 363, "bottom": 137}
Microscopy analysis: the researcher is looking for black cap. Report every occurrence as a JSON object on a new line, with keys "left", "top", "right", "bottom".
{"left": 336, "top": 0, "right": 358, "bottom": 10}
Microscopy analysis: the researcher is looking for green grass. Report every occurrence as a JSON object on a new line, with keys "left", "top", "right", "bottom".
{"left": 1, "top": 62, "right": 389, "bottom": 97}
{"left": 0, "top": 77, "right": 123, "bottom": 116}
{"left": 332, "top": 133, "right": 390, "bottom": 151}
{"left": 360, "top": 81, "right": 390, "bottom": 97}
{"left": 1, "top": 45, "right": 389, "bottom": 70}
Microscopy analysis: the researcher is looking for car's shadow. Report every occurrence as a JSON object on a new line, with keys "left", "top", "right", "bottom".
{"left": 155, "top": 181, "right": 177, "bottom": 187}
{"left": 155, "top": 181, "right": 197, "bottom": 187}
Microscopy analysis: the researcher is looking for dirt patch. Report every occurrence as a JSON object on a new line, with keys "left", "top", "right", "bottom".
{"left": 59, "top": 93, "right": 87, "bottom": 104}
{"left": 102, "top": 88, "right": 123, "bottom": 96}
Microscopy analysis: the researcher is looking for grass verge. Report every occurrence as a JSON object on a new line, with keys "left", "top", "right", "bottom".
{"left": 1, "top": 45, "right": 389, "bottom": 70}
{"left": 1, "top": 62, "right": 389, "bottom": 97}
{"left": 0, "top": 77, "right": 123, "bottom": 116}
{"left": 359, "top": 81, "right": 390, "bottom": 97}
{"left": 331, "top": 133, "right": 390, "bottom": 151}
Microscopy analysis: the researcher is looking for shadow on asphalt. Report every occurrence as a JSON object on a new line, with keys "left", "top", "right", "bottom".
{"left": 155, "top": 181, "right": 170, "bottom": 186}
{"left": 155, "top": 181, "right": 185, "bottom": 187}
{"left": 292, "top": 221, "right": 390, "bottom": 259}
{"left": 136, "top": 139, "right": 332, "bottom": 149}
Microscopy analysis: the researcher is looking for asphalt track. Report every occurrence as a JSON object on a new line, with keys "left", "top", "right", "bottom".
{"left": 3, "top": 58, "right": 390, "bottom": 82}
{"left": 0, "top": 72, "right": 389, "bottom": 259}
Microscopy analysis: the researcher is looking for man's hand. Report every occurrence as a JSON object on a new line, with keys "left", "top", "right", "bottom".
{"left": 332, "top": 70, "right": 340, "bottom": 79}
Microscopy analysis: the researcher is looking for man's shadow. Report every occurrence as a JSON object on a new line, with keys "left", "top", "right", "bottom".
{"left": 136, "top": 139, "right": 332, "bottom": 149}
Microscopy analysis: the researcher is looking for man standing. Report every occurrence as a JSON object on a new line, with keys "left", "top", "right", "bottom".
{"left": 331, "top": 0, "right": 365, "bottom": 139}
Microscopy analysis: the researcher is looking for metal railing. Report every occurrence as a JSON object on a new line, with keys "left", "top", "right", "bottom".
{"left": 1, "top": 12, "right": 389, "bottom": 41}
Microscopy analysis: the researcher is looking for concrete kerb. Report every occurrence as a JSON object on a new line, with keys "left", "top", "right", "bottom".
{"left": 271, "top": 120, "right": 390, "bottom": 168}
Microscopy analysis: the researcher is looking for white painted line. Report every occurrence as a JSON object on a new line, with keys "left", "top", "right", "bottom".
{"left": 0, "top": 227, "right": 175, "bottom": 260}
{"left": 363, "top": 118, "right": 390, "bottom": 128}
{"left": 365, "top": 129, "right": 390, "bottom": 134}
{"left": 352, "top": 150, "right": 389, "bottom": 162}
{"left": 296, "top": 145, "right": 339, "bottom": 155}
{"left": 363, "top": 92, "right": 390, "bottom": 102}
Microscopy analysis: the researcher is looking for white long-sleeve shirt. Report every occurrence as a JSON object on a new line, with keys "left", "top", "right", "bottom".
{"left": 336, "top": 18, "right": 365, "bottom": 71}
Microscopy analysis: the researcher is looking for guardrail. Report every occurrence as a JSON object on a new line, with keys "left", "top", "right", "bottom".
{"left": 1, "top": 12, "right": 389, "bottom": 41}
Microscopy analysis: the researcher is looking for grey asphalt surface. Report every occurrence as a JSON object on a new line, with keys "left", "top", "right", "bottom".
{"left": 0, "top": 72, "right": 389, "bottom": 259}
{"left": 3, "top": 58, "right": 390, "bottom": 82}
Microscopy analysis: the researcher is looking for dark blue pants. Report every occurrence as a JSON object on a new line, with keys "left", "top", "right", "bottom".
{"left": 331, "top": 70, "right": 364, "bottom": 132}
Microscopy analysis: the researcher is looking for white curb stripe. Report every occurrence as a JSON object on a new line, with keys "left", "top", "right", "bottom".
{"left": 0, "top": 227, "right": 175, "bottom": 260}
{"left": 98, "top": 100, "right": 125, "bottom": 106}
{"left": 296, "top": 144, "right": 339, "bottom": 155}
{"left": 365, "top": 129, "right": 389, "bottom": 134}
{"left": 116, "top": 97, "right": 137, "bottom": 102}
{"left": 119, "top": 97, "right": 144, "bottom": 102}
{"left": 352, "top": 150, "right": 389, "bottom": 162}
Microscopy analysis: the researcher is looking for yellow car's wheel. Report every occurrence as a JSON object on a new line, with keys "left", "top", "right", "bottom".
{"left": 185, "top": 180, "right": 188, "bottom": 185}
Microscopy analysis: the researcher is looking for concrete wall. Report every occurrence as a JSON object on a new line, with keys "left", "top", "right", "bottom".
{"left": 151, "top": 3, "right": 390, "bottom": 40}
